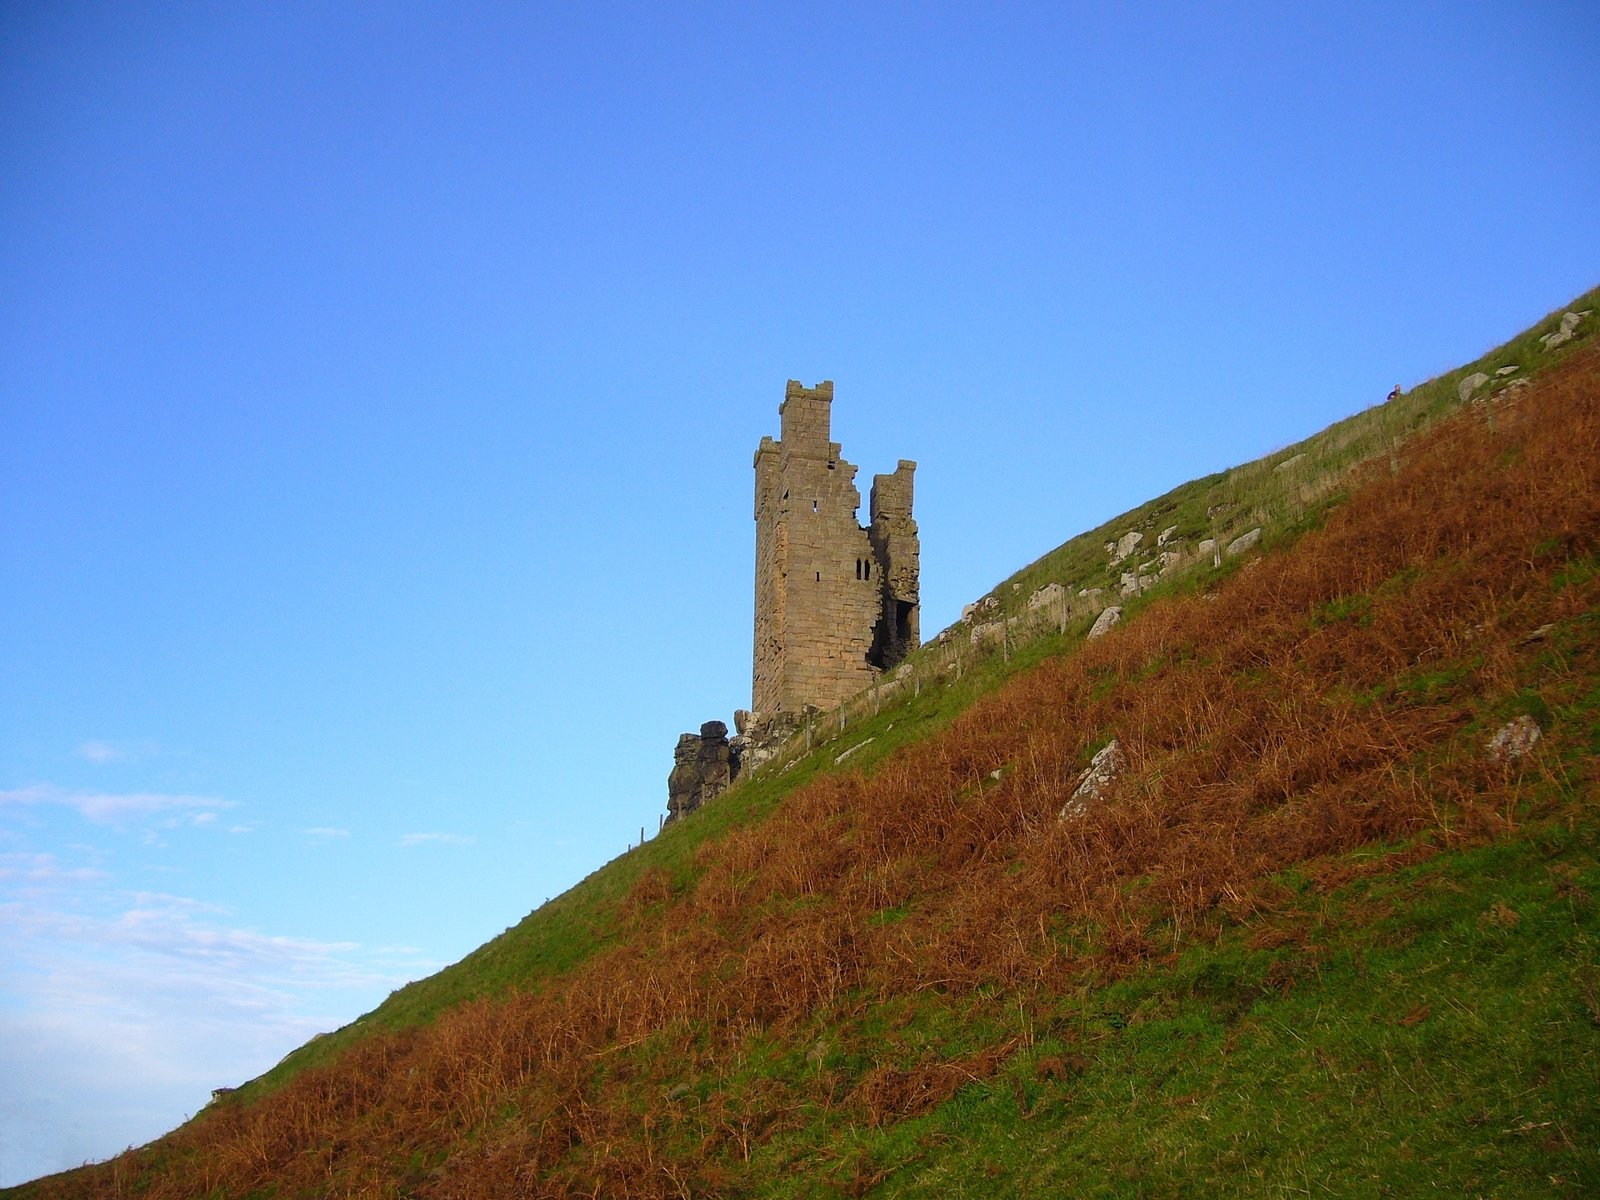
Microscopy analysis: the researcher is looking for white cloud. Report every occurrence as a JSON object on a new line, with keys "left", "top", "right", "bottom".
{"left": 74, "top": 739, "right": 156, "bottom": 765}
{"left": 303, "top": 827, "right": 350, "bottom": 839}
{"left": 0, "top": 852, "right": 107, "bottom": 884}
{"left": 0, "top": 785, "right": 233, "bottom": 826}
{"left": 397, "top": 832, "right": 475, "bottom": 847}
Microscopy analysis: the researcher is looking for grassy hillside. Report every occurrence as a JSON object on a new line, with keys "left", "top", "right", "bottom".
{"left": 10, "top": 292, "right": 1599, "bottom": 1198}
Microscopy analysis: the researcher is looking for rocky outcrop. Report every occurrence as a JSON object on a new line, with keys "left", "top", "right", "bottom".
{"left": 666, "top": 710, "right": 812, "bottom": 825}
{"left": 730, "top": 709, "right": 804, "bottom": 783}
{"left": 666, "top": 721, "right": 732, "bottom": 822}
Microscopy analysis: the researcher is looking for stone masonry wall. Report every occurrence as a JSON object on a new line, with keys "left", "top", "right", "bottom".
{"left": 752, "top": 380, "right": 919, "bottom": 714}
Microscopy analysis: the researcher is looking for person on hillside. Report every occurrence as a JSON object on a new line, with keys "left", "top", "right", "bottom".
{"left": 1387, "top": 384, "right": 1402, "bottom": 402}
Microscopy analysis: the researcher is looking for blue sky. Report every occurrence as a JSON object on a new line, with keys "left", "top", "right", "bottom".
{"left": 2, "top": 0, "right": 1596, "bottom": 1185}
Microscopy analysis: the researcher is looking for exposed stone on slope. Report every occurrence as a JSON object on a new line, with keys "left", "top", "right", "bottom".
{"left": 1487, "top": 715, "right": 1542, "bottom": 762}
{"left": 1087, "top": 605, "right": 1122, "bottom": 639}
{"left": 1109, "top": 530, "right": 1143, "bottom": 564}
{"left": 730, "top": 709, "right": 803, "bottom": 783}
{"left": 1060, "top": 738, "right": 1125, "bottom": 820}
{"left": 1458, "top": 372, "right": 1491, "bottom": 402}
{"left": 666, "top": 721, "right": 732, "bottom": 821}
{"left": 1118, "top": 571, "right": 1145, "bottom": 597}
{"left": 1027, "top": 582, "right": 1066, "bottom": 611}
{"left": 834, "top": 738, "right": 874, "bottom": 766}
{"left": 1538, "top": 310, "right": 1590, "bottom": 350}
{"left": 1226, "top": 527, "right": 1263, "bottom": 557}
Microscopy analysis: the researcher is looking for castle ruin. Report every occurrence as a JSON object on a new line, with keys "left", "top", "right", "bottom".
{"left": 753, "top": 380, "right": 919, "bottom": 712}
{"left": 665, "top": 380, "right": 919, "bottom": 822}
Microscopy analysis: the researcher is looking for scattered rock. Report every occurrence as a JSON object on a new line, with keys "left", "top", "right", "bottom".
{"left": 1060, "top": 739, "right": 1125, "bottom": 819}
{"left": 1516, "top": 623, "right": 1557, "bottom": 646}
{"left": 1078, "top": 587, "right": 1104, "bottom": 601}
{"left": 1198, "top": 538, "right": 1218, "bottom": 563}
{"left": 1158, "top": 550, "right": 1183, "bottom": 571}
{"left": 1109, "top": 530, "right": 1144, "bottom": 564}
{"left": 1495, "top": 365, "right": 1520, "bottom": 376}
{"left": 1538, "top": 310, "right": 1590, "bottom": 350}
{"left": 1487, "top": 715, "right": 1542, "bottom": 762}
{"left": 210, "top": 1087, "right": 237, "bottom": 1103}
{"left": 1225, "top": 527, "right": 1263, "bottom": 557}
{"left": 1207, "top": 503, "right": 1233, "bottom": 518}
{"left": 1119, "top": 571, "right": 1156, "bottom": 597}
{"left": 834, "top": 738, "right": 874, "bottom": 766}
{"left": 1157, "top": 525, "right": 1179, "bottom": 546}
{"left": 971, "top": 620, "right": 1006, "bottom": 649}
{"left": 987, "top": 768, "right": 1004, "bottom": 782}
{"left": 1274, "top": 453, "right": 1307, "bottom": 472}
{"left": 1027, "top": 582, "right": 1066, "bottom": 611}
{"left": 1087, "top": 605, "right": 1122, "bottom": 639}
{"left": 1458, "top": 372, "right": 1490, "bottom": 402}
{"left": 961, "top": 595, "right": 1000, "bottom": 622}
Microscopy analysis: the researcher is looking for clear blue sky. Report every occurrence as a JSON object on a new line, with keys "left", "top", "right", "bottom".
{"left": 2, "top": 0, "right": 1596, "bottom": 1184}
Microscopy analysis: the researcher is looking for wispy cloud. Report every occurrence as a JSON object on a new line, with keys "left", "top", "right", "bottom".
{"left": 74, "top": 739, "right": 156, "bottom": 765}
{"left": 397, "top": 832, "right": 475, "bottom": 848}
{"left": 0, "top": 785, "right": 234, "bottom": 826}
{"left": 0, "top": 852, "right": 107, "bottom": 885}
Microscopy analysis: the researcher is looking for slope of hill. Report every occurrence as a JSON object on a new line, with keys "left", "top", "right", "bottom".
{"left": 10, "top": 293, "right": 1599, "bottom": 1198}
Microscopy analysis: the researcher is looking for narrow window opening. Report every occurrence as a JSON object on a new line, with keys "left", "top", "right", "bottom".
{"left": 815, "top": 572, "right": 821, "bottom": 582}
{"left": 865, "top": 560, "right": 872, "bottom": 580}
{"left": 812, "top": 500, "right": 818, "bottom": 512}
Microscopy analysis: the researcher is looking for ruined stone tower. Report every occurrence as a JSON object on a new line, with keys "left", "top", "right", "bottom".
{"left": 752, "top": 380, "right": 919, "bottom": 713}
